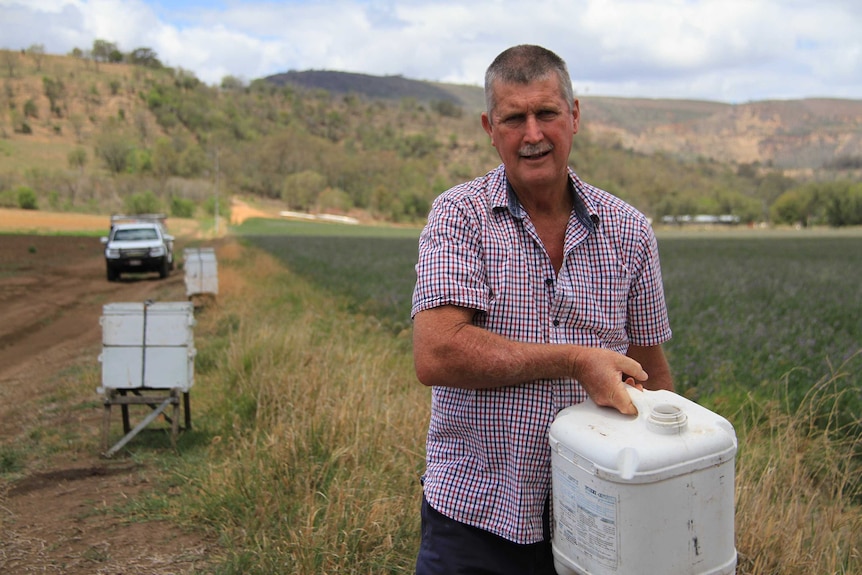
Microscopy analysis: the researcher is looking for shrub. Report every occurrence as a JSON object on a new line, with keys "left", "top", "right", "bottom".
{"left": 68, "top": 147, "right": 87, "bottom": 171}
{"left": 170, "top": 196, "right": 195, "bottom": 218}
{"left": 316, "top": 186, "right": 352, "bottom": 213}
{"left": 95, "top": 127, "right": 135, "bottom": 174}
{"left": 282, "top": 170, "right": 327, "bottom": 211}
{"left": 0, "top": 445, "right": 24, "bottom": 473}
{"left": 430, "top": 99, "right": 463, "bottom": 118}
{"left": 203, "top": 195, "right": 231, "bottom": 220}
{"left": 17, "top": 186, "right": 38, "bottom": 210}
{"left": 129, "top": 148, "right": 152, "bottom": 173}
{"left": 23, "top": 98, "right": 38, "bottom": 119}
{"left": 123, "top": 190, "right": 161, "bottom": 214}
{"left": 178, "top": 145, "right": 208, "bottom": 178}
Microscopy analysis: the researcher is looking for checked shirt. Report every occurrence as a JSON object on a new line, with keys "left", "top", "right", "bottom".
{"left": 411, "top": 164, "right": 672, "bottom": 544}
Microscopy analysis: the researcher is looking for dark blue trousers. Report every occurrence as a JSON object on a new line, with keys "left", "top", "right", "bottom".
{"left": 415, "top": 495, "right": 558, "bottom": 575}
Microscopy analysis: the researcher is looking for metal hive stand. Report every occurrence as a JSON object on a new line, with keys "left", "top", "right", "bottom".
{"left": 101, "top": 388, "right": 191, "bottom": 458}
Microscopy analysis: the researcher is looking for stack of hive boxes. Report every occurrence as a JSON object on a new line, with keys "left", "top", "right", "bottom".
{"left": 98, "top": 301, "right": 196, "bottom": 393}
{"left": 183, "top": 247, "right": 219, "bottom": 298}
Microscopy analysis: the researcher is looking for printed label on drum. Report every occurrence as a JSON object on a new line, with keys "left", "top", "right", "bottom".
{"left": 554, "top": 467, "right": 619, "bottom": 569}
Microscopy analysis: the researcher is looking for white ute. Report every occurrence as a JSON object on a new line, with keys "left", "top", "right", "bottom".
{"left": 101, "top": 214, "right": 175, "bottom": 282}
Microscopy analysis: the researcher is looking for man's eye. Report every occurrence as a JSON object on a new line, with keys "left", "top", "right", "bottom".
{"left": 537, "top": 111, "right": 558, "bottom": 121}
{"left": 503, "top": 116, "right": 525, "bottom": 126}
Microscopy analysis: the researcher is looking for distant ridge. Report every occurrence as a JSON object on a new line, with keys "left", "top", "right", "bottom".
{"left": 265, "top": 70, "right": 460, "bottom": 104}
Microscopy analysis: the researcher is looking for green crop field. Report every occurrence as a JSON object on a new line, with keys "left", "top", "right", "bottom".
{"left": 239, "top": 220, "right": 862, "bottom": 414}
{"left": 237, "top": 218, "right": 422, "bottom": 334}
{"left": 659, "top": 230, "right": 862, "bottom": 405}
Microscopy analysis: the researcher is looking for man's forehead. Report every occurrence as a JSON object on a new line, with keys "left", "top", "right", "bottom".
{"left": 491, "top": 79, "right": 569, "bottom": 112}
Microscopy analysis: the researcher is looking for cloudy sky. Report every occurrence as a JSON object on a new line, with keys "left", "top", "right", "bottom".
{"left": 1, "top": 0, "right": 861, "bottom": 103}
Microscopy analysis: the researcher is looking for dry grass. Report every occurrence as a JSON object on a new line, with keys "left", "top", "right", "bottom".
{"left": 734, "top": 366, "right": 862, "bottom": 574}
{"left": 179, "top": 240, "right": 426, "bottom": 573}
{"left": 0, "top": 138, "right": 74, "bottom": 174}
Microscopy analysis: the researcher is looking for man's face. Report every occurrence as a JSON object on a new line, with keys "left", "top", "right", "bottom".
{"left": 482, "top": 76, "right": 579, "bottom": 196}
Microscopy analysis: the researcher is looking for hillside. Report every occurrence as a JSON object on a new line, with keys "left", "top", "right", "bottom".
{"left": 585, "top": 97, "right": 862, "bottom": 172}
{"left": 268, "top": 70, "right": 862, "bottom": 172}
{"left": 1, "top": 49, "right": 860, "bottom": 227}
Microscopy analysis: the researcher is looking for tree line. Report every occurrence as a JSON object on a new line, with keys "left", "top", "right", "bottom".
{"left": 67, "top": 39, "right": 164, "bottom": 70}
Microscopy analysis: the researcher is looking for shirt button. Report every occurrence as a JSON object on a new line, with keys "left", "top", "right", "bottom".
{"left": 553, "top": 319, "right": 560, "bottom": 327}
{"left": 545, "top": 278, "right": 554, "bottom": 286}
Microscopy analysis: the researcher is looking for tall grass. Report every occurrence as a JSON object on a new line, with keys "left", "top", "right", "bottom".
{"left": 176, "top": 241, "right": 427, "bottom": 574}
{"left": 158, "top": 229, "right": 862, "bottom": 574}
{"left": 734, "top": 359, "right": 862, "bottom": 573}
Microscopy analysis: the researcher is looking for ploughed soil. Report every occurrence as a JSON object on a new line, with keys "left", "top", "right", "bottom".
{"left": 0, "top": 209, "right": 241, "bottom": 574}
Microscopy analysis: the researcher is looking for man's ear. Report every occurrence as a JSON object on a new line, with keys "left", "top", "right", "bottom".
{"left": 571, "top": 99, "right": 581, "bottom": 135}
{"left": 481, "top": 113, "right": 496, "bottom": 147}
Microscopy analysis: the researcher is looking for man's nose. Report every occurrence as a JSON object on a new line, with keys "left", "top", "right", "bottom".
{"left": 523, "top": 114, "right": 543, "bottom": 142}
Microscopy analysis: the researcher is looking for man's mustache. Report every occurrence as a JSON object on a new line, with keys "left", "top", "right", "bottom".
{"left": 519, "top": 143, "right": 553, "bottom": 157}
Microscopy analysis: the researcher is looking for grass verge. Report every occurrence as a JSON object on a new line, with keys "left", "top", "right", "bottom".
{"left": 164, "top": 239, "right": 427, "bottom": 573}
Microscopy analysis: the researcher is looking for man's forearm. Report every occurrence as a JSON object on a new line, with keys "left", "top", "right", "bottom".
{"left": 413, "top": 307, "right": 650, "bottom": 414}
{"left": 413, "top": 311, "right": 571, "bottom": 389}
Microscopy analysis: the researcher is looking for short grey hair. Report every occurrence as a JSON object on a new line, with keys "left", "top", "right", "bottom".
{"left": 484, "top": 45, "right": 575, "bottom": 117}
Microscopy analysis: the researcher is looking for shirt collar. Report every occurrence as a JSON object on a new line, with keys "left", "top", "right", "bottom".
{"left": 571, "top": 175, "right": 599, "bottom": 234}
{"left": 494, "top": 166, "right": 599, "bottom": 234}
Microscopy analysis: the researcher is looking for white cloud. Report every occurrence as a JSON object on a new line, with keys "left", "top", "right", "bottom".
{"left": 1, "top": 0, "right": 861, "bottom": 102}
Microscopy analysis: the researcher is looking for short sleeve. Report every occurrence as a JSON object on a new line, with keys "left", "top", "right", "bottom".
{"left": 411, "top": 196, "right": 491, "bottom": 318}
{"left": 626, "top": 223, "right": 672, "bottom": 345}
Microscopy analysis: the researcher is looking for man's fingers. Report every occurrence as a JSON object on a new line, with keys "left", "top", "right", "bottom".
{"left": 623, "top": 376, "right": 644, "bottom": 391}
{"left": 623, "top": 360, "right": 648, "bottom": 383}
{"left": 597, "top": 381, "right": 638, "bottom": 416}
{"left": 619, "top": 395, "right": 638, "bottom": 416}
{"left": 575, "top": 347, "right": 647, "bottom": 415}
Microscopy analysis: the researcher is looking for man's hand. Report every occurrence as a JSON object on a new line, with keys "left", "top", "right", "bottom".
{"left": 569, "top": 346, "right": 647, "bottom": 415}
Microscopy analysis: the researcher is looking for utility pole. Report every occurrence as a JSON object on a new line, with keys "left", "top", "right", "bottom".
{"left": 213, "top": 149, "right": 220, "bottom": 235}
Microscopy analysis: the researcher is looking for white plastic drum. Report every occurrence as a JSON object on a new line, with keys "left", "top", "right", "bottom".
{"left": 549, "top": 387, "right": 737, "bottom": 575}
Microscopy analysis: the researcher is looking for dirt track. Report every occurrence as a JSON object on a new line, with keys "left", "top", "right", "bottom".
{"left": 0, "top": 224, "right": 218, "bottom": 572}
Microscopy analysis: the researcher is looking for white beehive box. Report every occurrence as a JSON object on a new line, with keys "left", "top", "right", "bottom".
{"left": 183, "top": 247, "right": 219, "bottom": 297}
{"left": 549, "top": 388, "right": 737, "bottom": 575}
{"left": 99, "top": 302, "right": 196, "bottom": 391}
{"left": 100, "top": 346, "right": 196, "bottom": 389}
{"left": 101, "top": 302, "right": 195, "bottom": 346}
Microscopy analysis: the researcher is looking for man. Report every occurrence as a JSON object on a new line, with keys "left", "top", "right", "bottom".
{"left": 410, "top": 45, "right": 674, "bottom": 574}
